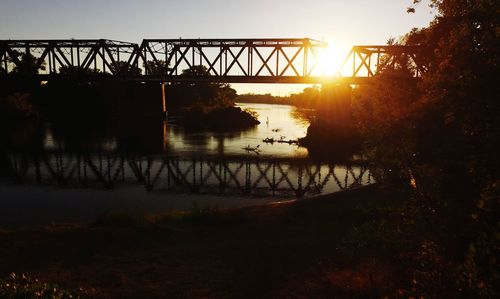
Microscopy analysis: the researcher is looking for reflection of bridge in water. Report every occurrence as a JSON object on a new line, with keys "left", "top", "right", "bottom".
{"left": 5, "top": 152, "right": 373, "bottom": 198}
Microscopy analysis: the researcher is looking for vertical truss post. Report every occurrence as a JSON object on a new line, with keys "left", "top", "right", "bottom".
{"left": 191, "top": 44, "right": 195, "bottom": 67}
{"left": 276, "top": 46, "right": 279, "bottom": 77}
{"left": 76, "top": 45, "right": 80, "bottom": 67}
{"left": 303, "top": 44, "right": 308, "bottom": 77}
{"left": 174, "top": 48, "right": 178, "bottom": 75}
{"left": 248, "top": 44, "right": 252, "bottom": 76}
{"left": 368, "top": 52, "right": 372, "bottom": 76}
{"left": 48, "top": 50, "right": 53, "bottom": 74}
{"left": 224, "top": 47, "right": 227, "bottom": 75}
{"left": 353, "top": 48, "right": 356, "bottom": 76}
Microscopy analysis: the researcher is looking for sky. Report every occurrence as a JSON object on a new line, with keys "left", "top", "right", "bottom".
{"left": 0, "top": 0, "right": 436, "bottom": 95}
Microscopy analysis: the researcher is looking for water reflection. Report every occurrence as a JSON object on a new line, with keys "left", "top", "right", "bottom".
{"left": 4, "top": 152, "right": 372, "bottom": 198}
{"left": 0, "top": 103, "right": 373, "bottom": 199}
{"left": 0, "top": 102, "right": 373, "bottom": 227}
{"left": 2, "top": 103, "right": 310, "bottom": 157}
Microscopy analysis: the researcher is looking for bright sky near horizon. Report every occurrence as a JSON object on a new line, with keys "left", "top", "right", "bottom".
{"left": 0, "top": 0, "right": 436, "bottom": 95}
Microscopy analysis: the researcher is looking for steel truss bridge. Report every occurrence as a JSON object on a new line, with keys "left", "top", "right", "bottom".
{"left": 4, "top": 152, "right": 372, "bottom": 198}
{"left": 0, "top": 38, "right": 425, "bottom": 84}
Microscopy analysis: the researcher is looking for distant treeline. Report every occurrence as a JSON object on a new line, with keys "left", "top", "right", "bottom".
{"left": 236, "top": 93, "right": 292, "bottom": 105}
{"left": 236, "top": 86, "right": 325, "bottom": 107}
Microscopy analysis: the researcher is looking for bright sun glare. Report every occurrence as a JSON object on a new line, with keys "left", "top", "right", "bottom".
{"left": 317, "top": 44, "right": 350, "bottom": 76}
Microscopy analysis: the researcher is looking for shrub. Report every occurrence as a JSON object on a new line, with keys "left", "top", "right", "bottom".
{"left": 0, "top": 93, "right": 38, "bottom": 120}
{"left": 0, "top": 273, "right": 78, "bottom": 299}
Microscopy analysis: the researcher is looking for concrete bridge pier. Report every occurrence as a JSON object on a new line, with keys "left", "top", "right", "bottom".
{"left": 161, "top": 81, "right": 169, "bottom": 151}
{"left": 161, "top": 81, "right": 168, "bottom": 120}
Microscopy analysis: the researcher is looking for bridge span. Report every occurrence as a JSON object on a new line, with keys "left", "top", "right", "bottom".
{"left": 1, "top": 38, "right": 425, "bottom": 84}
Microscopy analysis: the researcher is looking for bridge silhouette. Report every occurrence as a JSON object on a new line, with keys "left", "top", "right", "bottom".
{"left": 1, "top": 38, "right": 425, "bottom": 84}
{"left": 4, "top": 152, "right": 372, "bottom": 198}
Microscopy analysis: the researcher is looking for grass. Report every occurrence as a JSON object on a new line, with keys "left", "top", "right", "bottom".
{"left": 94, "top": 204, "right": 250, "bottom": 228}
{"left": 0, "top": 185, "right": 446, "bottom": 298}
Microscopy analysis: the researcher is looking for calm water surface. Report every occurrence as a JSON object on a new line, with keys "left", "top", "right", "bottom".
{"left": 165, "top": 103, "right": 309, "bottom": 157}
{"left": 0, "top": 103, "right": 372, "bottom": 227}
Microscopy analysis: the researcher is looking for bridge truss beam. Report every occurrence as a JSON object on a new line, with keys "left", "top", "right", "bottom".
{"left": 337, "top": 45, "right": 426, "bottom": 79}
{"left": 135, "top": 38, "right": 325, "bottom": 83}
{"left": 1, "top": 39, "right": 425, "bottom": 83}
{"left": 0, "top": 39, "right": 139, "bottom": 76}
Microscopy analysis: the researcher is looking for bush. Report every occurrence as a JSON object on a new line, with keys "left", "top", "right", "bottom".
{"left": 0, "top": 93, "right": 38, "bottom": 120}
{"left": 0, "top": 273, "right": 78, "bottom": 299}
{"left": 180, "top": 106, "right": 260, "bottom": 130}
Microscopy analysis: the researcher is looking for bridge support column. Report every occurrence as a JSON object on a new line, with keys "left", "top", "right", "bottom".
{"left": 161, "top": 81, "right": 168, "bottom": 120}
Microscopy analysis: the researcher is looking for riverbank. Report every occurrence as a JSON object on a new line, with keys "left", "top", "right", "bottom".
{"left": 177, "top": 106, "right": 260, "bottom": 130}
{"left": 0, "top": 185, "right": 451, "bottom": 298}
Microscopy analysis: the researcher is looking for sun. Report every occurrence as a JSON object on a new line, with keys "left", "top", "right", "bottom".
{"left": 317, "top": 43, "right": 350, "bottom": 76}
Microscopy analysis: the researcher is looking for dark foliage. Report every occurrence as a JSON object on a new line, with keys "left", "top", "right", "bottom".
{"left": 0, "top": 93, "right": 38, "bottom": 121}
{"left": 353, "top": 0, "right": 499, "bottom": 296}
{"left": 180, "top": 106, "right": 260, "bottom": 131}
{"left": 0, "top": 273, "right": 82, "bottom": 298}
{"left": 236, "top": 93, "right": 292, "bottom": 105}
{"left": 166, "top": 65, "right": 238, "bottom": 110}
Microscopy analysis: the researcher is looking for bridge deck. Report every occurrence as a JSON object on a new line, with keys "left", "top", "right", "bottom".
{"left": 9, "top": 74, "right": 380, "bottom": 84}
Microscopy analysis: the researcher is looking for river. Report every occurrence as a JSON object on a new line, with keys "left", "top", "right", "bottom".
{"left": 0, "top": 103, "right": 372, "bottom": 227}
{"left": 165, "top": 103, "right": 309, "bottom": 157}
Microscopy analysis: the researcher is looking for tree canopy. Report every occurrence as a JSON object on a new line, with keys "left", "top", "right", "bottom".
{"left": 10, "top": 52, "right": 46, "bottom": 75}
{"left": 167, "top": 65, "right": 238, "bottom": 109}
{"left": 353, "top": 1, "right": 499, "bottom": 296}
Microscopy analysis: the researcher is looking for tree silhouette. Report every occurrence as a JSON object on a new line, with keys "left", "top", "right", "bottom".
{"left": 181, "top": 65, "right": 210, "bottom": 77}
{"left": 354, "top": 1, "right": 500, "bottom": 296}
{"left": 110, "top": 61, "right": 141, "bottom": 76}
{"left": 58, "top": 65, "right": 103, "bottom": 76}
{"left": 11, "top": 52, "right": 46, "bottom": 75}
{"left": 167, "top": 65, "right": 237, "bottom": 108}
{"left": 143, "top": 60, "right": 169, "bottom": 76}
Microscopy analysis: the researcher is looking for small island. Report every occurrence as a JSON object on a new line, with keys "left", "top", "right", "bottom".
{"left": 179, "top": 106, "right": 260, "bottom": 130}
